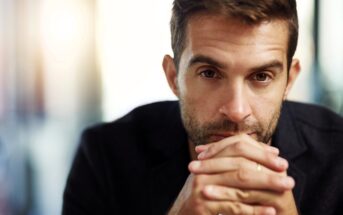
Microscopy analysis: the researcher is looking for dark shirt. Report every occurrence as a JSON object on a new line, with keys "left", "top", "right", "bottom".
{"left": 63, "top": 101, "right": 343, "bottom": 215}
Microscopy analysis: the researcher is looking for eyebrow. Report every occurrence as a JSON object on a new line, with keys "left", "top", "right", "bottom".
{"left": 188, "top": 55, "right": 284, "bottom": 73}
{"left": 188, "top": 55, "right": 226, "bottom": 69}
{"left": 250, "top": 60, "right": 284, "bottom": 73}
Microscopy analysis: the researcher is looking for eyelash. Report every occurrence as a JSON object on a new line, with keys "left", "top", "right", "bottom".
{"left": 251, "top": 72, "right": 273, "bottom": 83}
{"left": 197, "top": 69, "right": 274, "bottom": 84}
{"left": 199, "top": 69, "right": 221, "bottom": 79}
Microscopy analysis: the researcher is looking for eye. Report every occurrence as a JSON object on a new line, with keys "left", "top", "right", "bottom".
{"left": 252, "top": 72, "right": 271, "bottom": 82}
{"left": 199, "top": 69, "right": 220, "bottom": 79}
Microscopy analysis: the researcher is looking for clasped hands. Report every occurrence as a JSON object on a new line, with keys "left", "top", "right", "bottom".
{"left": 168, "top": 134, "right": 298, "bottom": 215}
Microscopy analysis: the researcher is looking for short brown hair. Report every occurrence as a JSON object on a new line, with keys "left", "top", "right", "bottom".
{"left": 170, "top": 0, "right": 298, "bottom": 70}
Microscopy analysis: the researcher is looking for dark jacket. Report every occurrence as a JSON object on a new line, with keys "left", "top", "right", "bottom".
{"left": 63, "top": 101, "right": 343, "bottom": 215}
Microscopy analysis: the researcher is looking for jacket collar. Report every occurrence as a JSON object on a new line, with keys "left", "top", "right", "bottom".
{"left": 148, "top": 102, "right": 190, "bottom": 214}
{"left": 272, "top": 101, "right": 308, "bottom": 207}
{"left": 273, "top": 101, "right": 308, "bottom": 159}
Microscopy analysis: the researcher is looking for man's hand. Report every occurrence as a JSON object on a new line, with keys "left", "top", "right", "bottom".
{"left": 168, "top": 134, "right": 298, "bottom": 215}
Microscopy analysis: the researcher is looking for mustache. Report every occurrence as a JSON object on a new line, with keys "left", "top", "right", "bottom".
{"left": 203, "top": 118, "right": 261, "bottom": 133}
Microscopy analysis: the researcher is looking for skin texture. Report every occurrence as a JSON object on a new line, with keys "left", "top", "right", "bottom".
{"left": 163, "top": 14, "right": 300, "bottom": 215}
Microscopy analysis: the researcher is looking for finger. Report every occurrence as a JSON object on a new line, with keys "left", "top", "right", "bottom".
{"left": 203, "top": 185, "right": 279, "bottom": 203}
{"left": 193, "top": 169, "right": 294, "bottom": 192}
{"left": 203, "top": 185, "right": 295, "bottom": 212}
{"left": 195, "top": 144, "right": 209, "bottom": 154}
{"left": 198, "top": 136, "right": 287, "bottom": 172}
{"left": 215, "top": 143, "right": 288, "bottom": 172}
{"left": 206, "top": 200, "right": 276, "bottom": 215}
{"left": 225, "top": 169, "right": 294, "bottom": 192}
{"left": 195, "top": 142, "right": 278, "bottom": 157}
{"left": 197, "top": 134, "right": 278, "bottom": 160}
{"left": 189, "top": 157, "right": 275, "bottom": 175}
{"left": 256, "top": 142, "right": 279, "bottom": 155}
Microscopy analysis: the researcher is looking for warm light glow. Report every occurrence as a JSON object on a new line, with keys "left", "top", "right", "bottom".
{"left": 36, "top": 1, "right": 96, "bottom": 214}
{"left": 320, "top": 0, "right": 343, "bottom": 90}
{"left": 288, "top": 0, "right": 314, "bottom": 102}
{"left": 96, "top": 0, "right": 176, "bottom": 121}
{"left": 44, "top": 10, "right": 79, "bottom": 46}
{"left": 40, "top": 1, "right": 88, "bottom": 62}
{"left": 40, "top": 0, "right": 93, "bottom": 117}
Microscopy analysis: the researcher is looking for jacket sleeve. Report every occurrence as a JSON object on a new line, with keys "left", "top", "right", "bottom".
{"left": 62, "top": 129, "right": 113, "bottom": 215}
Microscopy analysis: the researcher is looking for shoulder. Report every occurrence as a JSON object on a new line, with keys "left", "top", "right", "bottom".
{"left": 284, "top": 101, "right": 343, "bottom": 132}
{"left": 83, "top": 100, "right": 179, "bottom": 139}
{"left": 77, "top": 101, "right": 184, "bottom": 164}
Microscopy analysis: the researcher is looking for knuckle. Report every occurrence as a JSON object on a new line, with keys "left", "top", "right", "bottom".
{"left": 236, "top": 189, "right": 251, "bottom": 201}
{"left": 232, "top": 141, "right": 246, "bottom": 154}
{"left": 236, "top": 157, "right": 249, "bottom": 169}
{"left": 237, "top": 168, "right": 251, "bottom": 183}
{"left": 207, "top": 144, "right": 217, "bottom": 155}
{"left": 204, "top": 159, "right": 214, "bottom": 170}
{"left": 266, "top": 174, "right": 274, "bottom": 185}
{"left": 265, "top": 151, "right": 277, "bottom": 164}
{"left": 203, "top": 148, "right": 213, "bottom": 158}
{"left": 268, "top": 174, "right": 281, "bottom": 188}
{"left": 223, "top": 188, "right": 232, "bottom": 198}
{"left": 229, "top": 202, "right": 245, "bottom": 215}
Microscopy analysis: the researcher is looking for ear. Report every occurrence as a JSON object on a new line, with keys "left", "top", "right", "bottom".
{"left": 162, "top": 55, "right": 180, "bottom": 97}
{"left": 283, "top": 58, "right": 301, "bottom": 100}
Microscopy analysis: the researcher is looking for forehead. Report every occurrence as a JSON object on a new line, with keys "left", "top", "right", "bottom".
{"left": 181, "top": 14, "right": 289, "bottom": 69}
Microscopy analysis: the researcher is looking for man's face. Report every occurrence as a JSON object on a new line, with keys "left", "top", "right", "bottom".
{"left": 163, "top": 14, "right": 299, "bottom": 146}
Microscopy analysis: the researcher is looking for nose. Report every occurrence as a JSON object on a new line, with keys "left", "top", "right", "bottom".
{"left": 218, "top": 84, "right": 252, "bottom": 123}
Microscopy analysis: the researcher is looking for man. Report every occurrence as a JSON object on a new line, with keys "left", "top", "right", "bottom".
{"left": 63, "top": 0, "right": 343, "bottom": 214}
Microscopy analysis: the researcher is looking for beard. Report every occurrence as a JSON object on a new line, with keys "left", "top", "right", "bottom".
{"left": 179, "top": 98, "right": 282, "bottom": 146}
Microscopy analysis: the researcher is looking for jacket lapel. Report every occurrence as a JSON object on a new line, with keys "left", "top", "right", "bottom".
{"left": 272, "top": 101, "right": 308, "bottom": 206}
{"left": 147, "top": 102, "right": 191, "bottom": 215}
{"left": 150, "top": 147, "right": 190, "bottom": 215}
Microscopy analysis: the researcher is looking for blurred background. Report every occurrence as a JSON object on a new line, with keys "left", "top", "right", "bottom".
{"left": 0, "top": 0, "right": 342, "bottom": 214}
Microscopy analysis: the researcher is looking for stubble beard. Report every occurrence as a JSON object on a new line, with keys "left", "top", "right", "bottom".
{"left": 179, "top": 98, "right": 282, "bottom": 146}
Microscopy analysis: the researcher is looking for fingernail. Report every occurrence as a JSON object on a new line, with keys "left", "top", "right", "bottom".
{"left": 189, "top": 161, "right": 201, "bottom": 171}
{"left": 276, "top": 157, "right": 288, "bottom": 168}
{"left": 198, "top": 151, "right": 207, "bottom": 160}
{"left": 195, "top": 145, "right": 207, "bottom": 153}
{"left": 282, "top": 176, "right": 295, "bottom": 188}
{"left": 265, "top": 207, "right": 276, "bottom": 215}
{"left": 269, "top": 146, "right": 279, "bottom": 154}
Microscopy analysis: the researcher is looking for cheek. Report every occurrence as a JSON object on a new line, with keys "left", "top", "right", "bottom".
{"left": 249, "top": 86, "right": 284, "bottom": 125}
{"left": 250, "top": 75, "right": 287, "bottom": 103}
{"left": 180, "top": 76, "right": 221, "bottom": 123}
